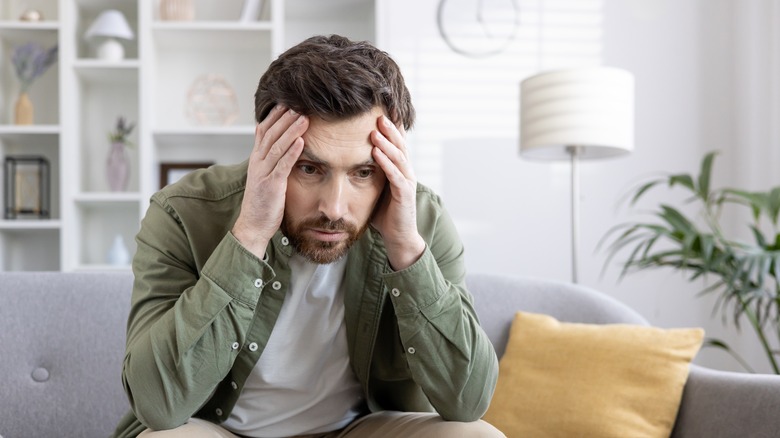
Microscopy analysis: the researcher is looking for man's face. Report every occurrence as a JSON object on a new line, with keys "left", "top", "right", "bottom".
{"left": 282, "top": 107, "right": 387, "bottom": 264}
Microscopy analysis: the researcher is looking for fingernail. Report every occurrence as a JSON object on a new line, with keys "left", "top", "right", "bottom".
{"left": 296, "top": 115, "right": 306, "bottom": 125}
{"left": 289, "top": 109, "right": 298, "bottom": 116}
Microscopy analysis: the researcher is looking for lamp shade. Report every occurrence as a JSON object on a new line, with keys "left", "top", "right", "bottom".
{"left": 84, "top": 10, "right": 135, "bottom": 40}
{"left": 520, "top": 67, "right": 634, "bottom": 160}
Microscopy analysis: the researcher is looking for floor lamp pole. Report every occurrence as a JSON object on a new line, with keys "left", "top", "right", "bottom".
{"left": 567, "top": 145, "right": 581, "bottom": 284}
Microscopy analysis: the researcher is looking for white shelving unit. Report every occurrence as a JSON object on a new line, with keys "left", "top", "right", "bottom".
{"left": 0, "top": 2, "right": 61, "bottom": 271}
{"left": 1, "top": 0, "right": 375, "bottom": 271}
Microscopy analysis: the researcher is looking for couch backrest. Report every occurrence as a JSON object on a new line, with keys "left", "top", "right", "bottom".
{"left": 0, "top": 271, "right": 647, "bottom": 437}
{"left": 467, "top": 273, "right": 648, "bottom": 357}
{"left": 0, "top": 271, "right": 134, "bottom": 438}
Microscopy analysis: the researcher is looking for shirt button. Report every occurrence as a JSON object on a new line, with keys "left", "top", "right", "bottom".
{"left": 262, "top": 252, "right": 269, "bottom": 262}
{"left": 231, "top": 381, "right": 238, "bottom": 390}
{"left": 407, "top": 347, "right": 416, "bottom": 354}
{"left": 253, "top": 278, "right": 263, "bottom": 288}
{"left": 231, "top": 342, "right": 240, "bottom": 350}
{"left": 272, "top": 281, "right": 282, "bottom": 290}
{"left": 391, "top": 288, "right": 401, "bottom": 297}
{"left": 215, "top": 408, "right": 223, "bottom": 416}
{"left": 249, "top": 342, "right": 258, "bottom": 352}
{"left": 281, "top": 236, "right": 289, "bottom": 246}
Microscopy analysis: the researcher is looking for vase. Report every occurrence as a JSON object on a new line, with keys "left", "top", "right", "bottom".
{"left": 160, "top": 0, "right": 194, "bottom": 21}
{"left": 14, "top": 92, "right": 33, "bottom": 125}
{"left": 106, "top": 142, "right": 130, "bottom": 192}
{"left": 106, "top": 234, "right": 130, "bottom": 266}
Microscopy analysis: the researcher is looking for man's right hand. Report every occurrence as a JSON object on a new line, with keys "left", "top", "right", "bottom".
{"left": 232, "top": 105, "right": 308, "bottom": 259}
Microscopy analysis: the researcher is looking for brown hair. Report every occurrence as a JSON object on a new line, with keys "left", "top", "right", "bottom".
{"left": 254, "top": 34, "right": 415, "bottom": 129}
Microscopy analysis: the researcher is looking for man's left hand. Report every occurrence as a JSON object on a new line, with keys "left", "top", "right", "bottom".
{"left": 371, "top": 115, "right": 426, "bottom": 271}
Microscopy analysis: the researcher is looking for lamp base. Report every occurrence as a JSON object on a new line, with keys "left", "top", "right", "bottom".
{"left": 95, "top": 38, "right": 125, "bottom": 61}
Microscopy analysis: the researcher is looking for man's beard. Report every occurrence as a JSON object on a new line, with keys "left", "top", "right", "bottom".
{"left": 281, "top": 214, "right": 368, "bottom": 264}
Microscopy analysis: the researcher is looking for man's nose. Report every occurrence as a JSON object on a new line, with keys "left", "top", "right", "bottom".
{"left": 318, "top": 178, "right": 348, "bottom": 221}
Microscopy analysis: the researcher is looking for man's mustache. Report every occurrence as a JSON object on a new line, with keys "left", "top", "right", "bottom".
{"left": 301, "top": 216, "right": 355, "bottom": 233}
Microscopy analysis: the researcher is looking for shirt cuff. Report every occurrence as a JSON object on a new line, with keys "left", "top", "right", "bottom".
{"left": 381, "top": 246, "right": 448, "bottom": 316}
{"left": 200, "top": 232, "right": 276, "bottom": 308}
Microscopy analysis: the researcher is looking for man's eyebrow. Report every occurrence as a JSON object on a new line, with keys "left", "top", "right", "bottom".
{"left": 300, "top": 149, "right": 327, "bottom": 164}
{"left": 300, "top": 149, "right": 377, "bottom": 167}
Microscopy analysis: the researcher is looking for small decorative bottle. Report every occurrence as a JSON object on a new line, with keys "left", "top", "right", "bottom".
{"left": 107, "top": 234, "right": 130, "bottom": 266}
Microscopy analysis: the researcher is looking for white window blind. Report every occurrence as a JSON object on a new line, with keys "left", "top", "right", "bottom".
{"left": 383, "top": 0, "right": 605, "bottom": 194}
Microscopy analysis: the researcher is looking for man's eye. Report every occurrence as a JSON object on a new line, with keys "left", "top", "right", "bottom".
{"left": 356, "top": 168, "right": 374, "bottom": 179}
{"left": 300, "top": 165, "right": 317, "bottom": 175}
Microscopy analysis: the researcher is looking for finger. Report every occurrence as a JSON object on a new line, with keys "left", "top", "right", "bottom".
{"left": 377, "top": 115, "right": 409, "bottom": 158}
{"left": 264, "top": 114, "right": 308, "bottom": 163}
{"left": 371, "top": 129, "right": 414, "bottom": 179}
{"left": 272, "top": 136, "right": 305, "bottom": 178}
{"left": 372, "top": 146, "right": 409, "bottom": 190}
{"left": 258, "top": 109, "right": 306, "bottom": 160}
{"left": 254, "top": 105, "right": 287, "bottom": 153}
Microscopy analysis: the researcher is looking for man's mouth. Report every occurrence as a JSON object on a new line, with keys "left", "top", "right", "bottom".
{"left": 306, "top": 228, "right": 348, "bottom": 242}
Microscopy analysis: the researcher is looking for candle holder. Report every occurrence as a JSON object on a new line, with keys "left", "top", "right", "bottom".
{"left": 4, "top": 156, "right": 50, "bottom": 219}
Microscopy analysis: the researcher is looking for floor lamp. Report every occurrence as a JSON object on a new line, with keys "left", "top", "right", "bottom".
{"left": 519, "top": 67, "right": 634, "bottom": 284}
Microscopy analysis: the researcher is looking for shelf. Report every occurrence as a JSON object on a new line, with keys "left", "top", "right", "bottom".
{"left": 0, "top": 125, "right": 60, "bottom": 148}
{"left": 154, "top": 126, "right": 254, "bottom": 148}
{"left": 0, "top": 21, "right": 58, "bottom": 43}
{"left": 152, "top": 21, "right": 273, "bottom": 31}
{"left": 0, "top": 125, "right": 59, "bottom": 134}
{"left": 0, "top": 20, "right": 59, "bottom": 30}
{"left": 73, "top": 192, "right": 143, "bottom": 204}
{"left": 0, "top": 219, "right": 61, "bottom": 231}
{"left": 152, "top": 21, "right": 272, "bottom": 50}
{"left": 73, "top": 263, "right": 131, "bottom": 272}
{"left": 74, "top": 60, "right": 140, "bottom": 83}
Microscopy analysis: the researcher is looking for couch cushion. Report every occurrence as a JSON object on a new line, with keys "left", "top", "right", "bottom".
{"left": 483, "top": 311, "right": 703, "bottom": 438}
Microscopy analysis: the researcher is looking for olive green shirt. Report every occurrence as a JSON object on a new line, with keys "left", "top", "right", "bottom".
{"left": 112, "top": 161, "right": 498, "bottom": 438}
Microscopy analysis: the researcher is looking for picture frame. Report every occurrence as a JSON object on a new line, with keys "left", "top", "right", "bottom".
{"left": 4, "top": 155, "right": 50, "bottom": 219}
{"left": 159, "top": 162, "right": 213, "bottom": 189}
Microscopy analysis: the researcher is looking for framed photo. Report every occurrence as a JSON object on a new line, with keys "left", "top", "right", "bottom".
{"left": 4, "top": 155, "right": 50, "bottom": 219}
{"left": 160, "top": 162, "right": 213, "bottom": 189}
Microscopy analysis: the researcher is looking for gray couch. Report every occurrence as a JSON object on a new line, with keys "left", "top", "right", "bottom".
{"left": 1, "top": 272, "right": 779, "bottom": 438}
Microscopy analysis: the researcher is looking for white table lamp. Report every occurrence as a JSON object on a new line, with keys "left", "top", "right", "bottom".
{"left": 520, "top": 67, "right": 635, "bottom": 283}
{"left": 84, "top": 10, "right": 135, "bottom": 61}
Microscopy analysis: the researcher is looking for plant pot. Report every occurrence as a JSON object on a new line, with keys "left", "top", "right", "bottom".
{"left": 106, "top": 142, "right": 130, "bottom": 192}
{"left": 14, "top": 92, "right": 33, "bottom": 125}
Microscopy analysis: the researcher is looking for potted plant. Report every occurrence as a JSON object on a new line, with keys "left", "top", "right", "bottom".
{"left": 601, "top": 152, "right": 780, "bottom": 373}
{"left": 106, "top": 116, "right": 135, "bottom": 192}
{"left": 11, "top": 42, "right": 58, "bottom": 125}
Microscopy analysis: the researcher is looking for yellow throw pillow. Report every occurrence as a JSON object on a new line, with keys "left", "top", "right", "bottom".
{"left": 483, "top": 312, "right": 704, "bottom": 438}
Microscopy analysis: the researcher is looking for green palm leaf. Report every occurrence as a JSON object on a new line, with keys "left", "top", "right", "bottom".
{"left": 602, "top": 151, "right": 780, "bottom": 374}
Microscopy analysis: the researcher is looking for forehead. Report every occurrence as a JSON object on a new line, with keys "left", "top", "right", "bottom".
{"left": 301, "top": 107, "right": 385, "bottom": 163}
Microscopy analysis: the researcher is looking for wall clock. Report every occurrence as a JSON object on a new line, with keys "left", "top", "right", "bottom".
{"left": 437, "top": 0, "right": 520, "bottom": 58}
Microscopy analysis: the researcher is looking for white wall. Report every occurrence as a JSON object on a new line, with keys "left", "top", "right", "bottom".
{"left": 378, "top": 0, "right": 775, "bottom": 373}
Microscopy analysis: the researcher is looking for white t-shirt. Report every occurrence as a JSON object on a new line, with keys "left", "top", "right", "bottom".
{"left": 222, "top": 254, "right": 364, "bottom": 437}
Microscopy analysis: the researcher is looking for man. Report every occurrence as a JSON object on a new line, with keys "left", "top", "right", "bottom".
{"left": 112, "top": 35, "right": 502, "bottom": 438}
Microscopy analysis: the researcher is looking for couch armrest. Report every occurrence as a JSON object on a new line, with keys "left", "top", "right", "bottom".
{"left": 672, "top": 364, "right": 780, "bottom": 437}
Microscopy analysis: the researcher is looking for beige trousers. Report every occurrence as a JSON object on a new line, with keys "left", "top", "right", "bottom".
{"left": 138, "top": 411, "right": 505, "bottom": 438}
